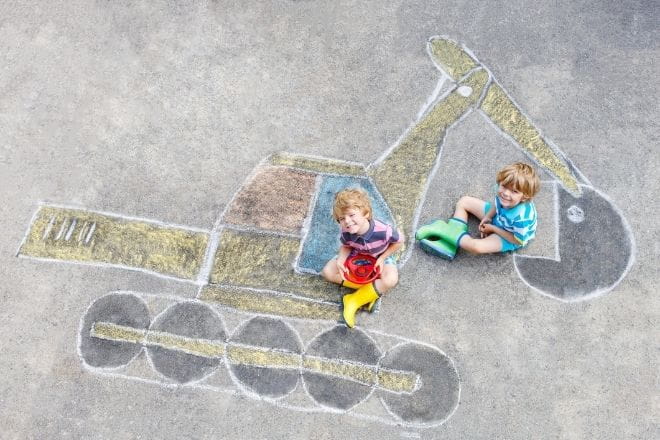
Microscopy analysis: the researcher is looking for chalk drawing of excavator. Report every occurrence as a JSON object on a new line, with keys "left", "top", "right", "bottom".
{"left": 17, "top": 37, "right": 634, "bottom": 429}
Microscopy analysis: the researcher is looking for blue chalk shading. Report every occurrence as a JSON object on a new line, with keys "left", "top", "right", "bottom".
{"left": 297, "top": 176, "right": 395, "bottom": 274}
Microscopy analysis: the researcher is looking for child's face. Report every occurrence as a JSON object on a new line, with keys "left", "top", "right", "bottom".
{"left": 497, "top": 183, "right": 527, "bottom": 208}
{"left": 338, "top": 207, "right": 371, "bottom": 235}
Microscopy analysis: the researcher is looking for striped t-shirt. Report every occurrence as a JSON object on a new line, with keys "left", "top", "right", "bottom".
{"left": 340, "top": 219, "right": 402, "bottom": 257}
{"left": 494, "top": 196, "right": 537, "bottom": 245}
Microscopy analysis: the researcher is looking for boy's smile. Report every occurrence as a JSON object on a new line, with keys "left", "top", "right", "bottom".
{"left": 339, "top": 208, "right": 371, "bottom": 235}
{"left": 497, "top": 183, "right": 526, "bottom": 208}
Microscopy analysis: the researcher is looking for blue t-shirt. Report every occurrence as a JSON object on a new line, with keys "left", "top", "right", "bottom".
{"left": 493, "top": 196, "right": 537, "bottom": 245}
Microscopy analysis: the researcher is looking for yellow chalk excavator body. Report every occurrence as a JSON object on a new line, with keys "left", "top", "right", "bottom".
{"left": 16, "top": 37, "right": 634, "bottom": 428}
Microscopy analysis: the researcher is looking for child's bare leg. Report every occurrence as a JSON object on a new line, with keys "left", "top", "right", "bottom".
{"left": 458, "top": 234, "right": 502, "bottom": 254}
{"left": 321, "top": 258, "right": 343, "bottom": 284}
{"left": 453, "top": 196, "right": 488, "bottom": 222}
{"left": 374, "top": 265, "right": 398, "bottom": 294}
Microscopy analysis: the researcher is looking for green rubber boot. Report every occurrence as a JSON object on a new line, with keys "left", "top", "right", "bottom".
{"left": 415, "top": 219, "right": 449, "bottom": 240}
{"left": 419, "top": 237, "right": 458, "bottom": 260}
{"left": 415, "top": 218, "right": 468, "bottom": 246}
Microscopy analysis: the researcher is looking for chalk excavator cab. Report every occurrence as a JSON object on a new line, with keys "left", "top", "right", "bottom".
{"left": 17, "top": 37, "right": 634, "bottom": 428}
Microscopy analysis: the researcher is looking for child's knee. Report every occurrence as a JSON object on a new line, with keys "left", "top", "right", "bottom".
{"left": 320, "top": 260, "right": 337, "bottom": 280}
{"left": 456, "top": 195, "right": 471, "bottom": 209}
{"left": 460, "top": 237, "right": 483, "bottom": 254}
{"left": 462, "top": 237, "right": 500, "bottom": 255}
{"left": 380, "top": 268, "right": 399, "bottom": 289}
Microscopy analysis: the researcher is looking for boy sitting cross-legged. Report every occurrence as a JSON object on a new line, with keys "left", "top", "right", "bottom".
{"left": 416, "top": 162, "right": 540, "bottom": 259}
{"left": 321, "top": 188, "right": 403, "bottom": 328}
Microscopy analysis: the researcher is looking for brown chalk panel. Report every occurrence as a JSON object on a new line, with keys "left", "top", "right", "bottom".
{"left": 223, "top": 166, "right": 318, "bottom": 234}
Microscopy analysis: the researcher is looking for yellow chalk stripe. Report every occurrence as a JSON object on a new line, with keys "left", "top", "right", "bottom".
{"left": 372, "top": 69, "right": 490, "bottom": 248}
{"left": 145, "top": 331, "right": 225, "bottom": 358}
{"left": 200, "top": 285, "right": 340, "bottom": 321}
{"left": 92, "top": 322, "right": 226, "bottom": 358}
{"left": 480, "top": 83, "right": 580, "bottom": 195}
{"left": 302, "top": 357, "right": 418, "bottom": 393}
{"left": 210, "top": 229, "right": 342, "bottom": 301}
{"left": 19, "top": 206, "right": 208, "bottom": 280}
{"left": 377, "top": 369, "right": 419, "bottom": 394}
{"left": 303, "top": 356, "right": 377, "bottom": 384}
{"left": 269, "top": 152, "right": 366, "bottom": 176}
{"left": 91, "top": 322, "right": 146, "bottom": 344}
{"left": 227, "top": 345, "right": 300, "bottom": 369}
{"left": 91, "top": 322, "right": 418, "bottom": 393}
{"left": 428, "top": 37, "right": 479, "bottom": 81}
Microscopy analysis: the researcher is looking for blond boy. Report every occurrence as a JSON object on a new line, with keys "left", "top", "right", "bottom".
{"left": 416, "top": 162, "right": 540, "bottom": 259}
{"left": 321, "top": 188, "right": 403, "bottom": 327}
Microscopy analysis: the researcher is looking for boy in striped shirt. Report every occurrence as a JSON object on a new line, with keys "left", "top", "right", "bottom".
{"left": 321, "top": 188, "right": 403, "bottom": 327}
{"left": 416, "top": 162, "right": 540, "bottom": 259}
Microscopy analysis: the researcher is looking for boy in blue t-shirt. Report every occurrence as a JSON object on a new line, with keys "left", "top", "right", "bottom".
{"left": 415, "top": 162, "right": 540, "bottom": 259}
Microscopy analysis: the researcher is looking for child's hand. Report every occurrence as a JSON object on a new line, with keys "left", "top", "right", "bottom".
{"left": 374, "top": 256, "right": 385, "bottom": 273}
{"left": 336, "top": 258, "right": 349, "bottom": 280}
{"left": 479, "top": 222, "right": 495, "bottom": 238}
{"left": 479, "top": 217, "right": 492, "bottom": 238}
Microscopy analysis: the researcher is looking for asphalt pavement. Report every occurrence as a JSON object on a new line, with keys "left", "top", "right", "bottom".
{"left": 0, "top": 1, "right": 658, "bottom": 439}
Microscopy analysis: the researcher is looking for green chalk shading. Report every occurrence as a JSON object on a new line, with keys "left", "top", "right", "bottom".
{"left": 480, "top": 83, "right": 580, "bottom": 195}
{"left": 269, "top": 152, "right": 366, "bottom": 176}
{"left": 19, "top": 206, "right": 208, "bottom": 280}
{"left": 428, "top": 37, "right": 479, "bottom": 81}
{"left": 210, "top": 228, "right": 341, "bottom": 301}
{"left": 200, "top": 284, "right": 340, "bottom": 321}
{"left": 371, "top": 69, "right": 490, "bottom": 250}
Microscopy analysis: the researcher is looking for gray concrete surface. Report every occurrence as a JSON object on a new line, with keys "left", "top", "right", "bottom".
{"left": 1, "top": 0, "right": 658, "bottom": 438}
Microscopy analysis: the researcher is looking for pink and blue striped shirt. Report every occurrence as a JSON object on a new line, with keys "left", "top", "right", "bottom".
{"left": 340, "top": 219, "right": 402, "bottom": 257}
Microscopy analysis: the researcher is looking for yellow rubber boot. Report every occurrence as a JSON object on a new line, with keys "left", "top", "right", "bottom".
{"left": 342, "top": 279, "right": 378, "bottom": 312}
{"left": 341, "top": 279, "right": 363, "bottom": 290}
{"left": 342, "top": 283, "right": 379, "bottom": 328}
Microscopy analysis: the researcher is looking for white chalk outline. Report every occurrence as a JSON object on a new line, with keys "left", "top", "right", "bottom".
{"left": 79, "top": 292, "right": 457, "bottom": 428}
{"left": 205, "top": 282, "right": 340, "bottom": 309}
{"left": 300, "top": 325, "right": 381, "bottom": 413}
{"left": 18, "top": 202, "right": 212, "bottom": 285}
{"left": 513, "top": 183, "right": 636, "bottom": 302}
{"left": 77, "top": 292, "right": 151, "bottom": 372}
{"left": 376, "top": 340, "right": 461, "bottom": 429}
{"left": 143, "top": 298, "right": 228, "bottom": 387}
{"left": 20, "top": 34, "right": 637, "bottom": 432}
{"left": 224, "top": 316, "right": 304, "bottom": 402}
{"left": 293, "top": 174, "right": 325, "bottom": 275}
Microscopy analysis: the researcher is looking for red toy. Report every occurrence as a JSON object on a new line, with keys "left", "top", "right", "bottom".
{"left": 344, "top": 254, "right": 381, "bottom": 284}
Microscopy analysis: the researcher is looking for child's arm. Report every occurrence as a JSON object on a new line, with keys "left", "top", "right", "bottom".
{"left": 375, "top": 231, "right": 405, "bottom": 269}
{"left": 479, "top": 205, "right": 496, "bottom": 238}
{"left": 481, "top": 204, "right": 496, "bottom": 224}
{"left": 336, "top": 245, "right": 352, "bottom": 278}
{"left": 481, "top": 223, "right": 520, "bottom": 245}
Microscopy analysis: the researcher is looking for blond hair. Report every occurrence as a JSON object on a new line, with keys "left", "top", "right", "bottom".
{"left": 332, "top": 188, "right": 372, "bottom": 222}
{"left": 496, "top": 162, "right": 540, "bottom": 200}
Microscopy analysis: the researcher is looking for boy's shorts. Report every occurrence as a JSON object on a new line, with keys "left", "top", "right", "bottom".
{"left": 484, "top": 202, "right": 524, "bottom": 253}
